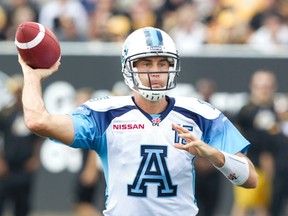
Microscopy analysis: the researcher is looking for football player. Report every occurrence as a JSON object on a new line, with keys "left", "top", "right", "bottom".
{"left": 18, "top": 27, "right": 258, "bottom": 216}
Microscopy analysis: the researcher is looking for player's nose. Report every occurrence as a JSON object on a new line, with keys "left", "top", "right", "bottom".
{"left": 149, "top": 64, "right": 162, "bottom": 75}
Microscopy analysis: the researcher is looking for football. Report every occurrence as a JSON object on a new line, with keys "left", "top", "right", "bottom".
{"left": 15, "top": 21, "right": 61, "bottom": 69}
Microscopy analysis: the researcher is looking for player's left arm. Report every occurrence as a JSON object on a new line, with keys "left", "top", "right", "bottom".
{"left": 234, "top": 152, "right": 258, "bottom": 188}
{"left": 214, "top": 151, "right": 258, "bottom": 188}
{"left": 172, "top": 124, "right": 258, "bottom": 188}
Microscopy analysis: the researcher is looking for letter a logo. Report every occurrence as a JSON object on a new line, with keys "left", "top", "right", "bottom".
{"left": 128, "top": 145, "right": 177, "bottom": 197}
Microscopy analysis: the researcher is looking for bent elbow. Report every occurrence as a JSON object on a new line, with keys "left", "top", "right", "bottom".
{"left": 250, "top": 169, "right": 259, "bottom": 188}
{"left": 243, "top": 171, "right": 259, "bottom": 189}
{"left": 247, "top": 179, "right": 258, "bottom": 189}
{"left": 24, "top": 114, "right": 48, "bottom": 135}
{"left": 250, "top": 174, "right": 259, "bottom": 189}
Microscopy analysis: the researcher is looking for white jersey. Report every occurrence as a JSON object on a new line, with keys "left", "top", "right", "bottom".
{"left": 69, "top": 96, "right": 250, "bottom": 216}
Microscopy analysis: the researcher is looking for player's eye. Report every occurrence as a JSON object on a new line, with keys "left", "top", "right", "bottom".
{"left": 159, "top": 61, "right": 169, "bottom": 68}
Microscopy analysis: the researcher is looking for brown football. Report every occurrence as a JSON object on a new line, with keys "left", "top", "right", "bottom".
{"left": 15, "top": 21, "right": 61, "bottom": 69}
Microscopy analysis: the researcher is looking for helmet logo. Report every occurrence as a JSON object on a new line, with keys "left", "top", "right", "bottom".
{"left": 121, "top": 48, "right": 129, "bottom": 64}
{"left": 143, "top": 28, "right": 163, "bottom": 47}
{"left": 123, "top": 48, "right": 128, "bottom": 56}
{"left": 150, "top": 46, "right": 163, "bottom": 51}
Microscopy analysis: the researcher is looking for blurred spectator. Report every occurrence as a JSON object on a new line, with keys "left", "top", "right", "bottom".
{"left": 106, "top": 14, "right": 132, "bottom": 42}
{"left": 88, "top": 0, "right": 118, "bottom": 41}
{"left": 128, "top": 0, "right": 158, "bottom": 30}
{"left": 55, "top": 16, "right": 87, "bottom": 41}
{"left": 270, "top": 91, "right": 288, "bottom": 216}
{"left": 0, "top": 4, "right": 8, "bottom": 40}
{"left": 206, "top": 0, "right": 271, "bottom": 44}
{"left": 111, "top": 81, "right": 132, "bottom": 96}
{"left": 0, "top": 74, "right": 43, "bottom": 216}
{"left": 231, "top": 70, "right": 281, "bottom": 216}
{"left": 3, "top": 0, "right": 39, "bottom": 40}
{"left": 247, "top": 12, "right": 288, "bottom": 51}
{"left": 2, "top": 0, "right": 39, "bottom": 13}
{"left": 192, "top": 0, "right": 218, "bottom": 22}
{"left": 270, "top": 110, "right": 288, "bottom": 215}
{"left": 5, "top": 4, "right": 38, "bottom": 40}
{"left": 73, "top": 87, "right": 106, "bottom": 216}
{"left": 30, "top": 0, "right": 50, "bottom": 7}
{"left": 249, "top": 0, "right": 278, "bottom": 32}
{"left": 277, "top": 0, "right": 288, "bottom": 25}
{"left": 80, "top": 0, "right": 97, "bottom": 16}
{"left": 38, "top": 0, "right": 88, "bottom": 41}
{"left": 168, "top": 2, "right": 207, "bottom": 54}
{"left": 218, "top": 0, "right": 267, "bottom": 23}
{"left": 206, "top": 8, "right": 249, "bottom": 44}
{"left": 195, "top": 78, "right": 216, "bottom": 103}
{"left": 194, "top": 78, "right": 222, "bottom": 216}
{"left": 156, "top": 0, "right": 188, "bottom": 31}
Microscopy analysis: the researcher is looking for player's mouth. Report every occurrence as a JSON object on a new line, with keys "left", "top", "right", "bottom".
{"left": 151, "top": 83, "right": 162, "bottom": 88}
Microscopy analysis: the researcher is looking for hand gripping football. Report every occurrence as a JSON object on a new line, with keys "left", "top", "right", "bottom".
{"left": 15, "top": 22, "right": 61, "bottom": 69}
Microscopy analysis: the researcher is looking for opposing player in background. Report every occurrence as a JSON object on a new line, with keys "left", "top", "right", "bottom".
{"left": 231, "top": 70, "right": 281, "bottom": 216}
{"left": 18, "top": 27, "right": 258, "bottom": 216}
{"left": 0, "top": 74, "right": 43, "bottom": 216}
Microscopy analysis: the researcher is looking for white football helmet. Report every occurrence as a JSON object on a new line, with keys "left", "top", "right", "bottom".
{"left": 121, "top": 27, "right": 180, "bottom": 101}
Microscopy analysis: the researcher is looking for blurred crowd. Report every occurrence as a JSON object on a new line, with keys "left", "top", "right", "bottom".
{"left": 1, "top": 0, "right": 288, "bottom": 52}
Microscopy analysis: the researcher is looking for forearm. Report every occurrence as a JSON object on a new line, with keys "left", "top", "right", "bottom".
{"left": 211, "top": 151, "right": 258, "bottom": 188}
{"left": 206, "top": 148, "right": 225, "bottom": 167}
{"left": 172, "top": 122, "right": 258, "bottom": 188}
{"left": 22, "top": 72, "right": 49, "bottom": 133}
{"left": 201, "top": 144, "right": 258, "bottom": 188}
{"left": 18, "top": 54, "right": 74, "bottom": 144}
{"left": 22, "top": 74, "right": 74, "bottom": 144}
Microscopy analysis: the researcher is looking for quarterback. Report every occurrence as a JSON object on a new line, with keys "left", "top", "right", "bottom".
{"left": 18, "top": 27, "right": 258, "bottom": 216}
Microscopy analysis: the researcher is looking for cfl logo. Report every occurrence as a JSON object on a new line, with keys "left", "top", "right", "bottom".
{"left": 152, "top": 117, "right": 161, "bottom": 126}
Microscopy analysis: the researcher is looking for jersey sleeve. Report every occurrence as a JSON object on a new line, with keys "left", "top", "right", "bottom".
{"left": 70, "top": 105, "right": 102, "bottom": 152}
{"left": 204, "top": 113, "right": 250, "bottom": 154}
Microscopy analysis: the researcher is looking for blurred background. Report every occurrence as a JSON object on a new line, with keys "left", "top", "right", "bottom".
{"left": 1, "top": 0, "right": 288, "bottom": 216}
